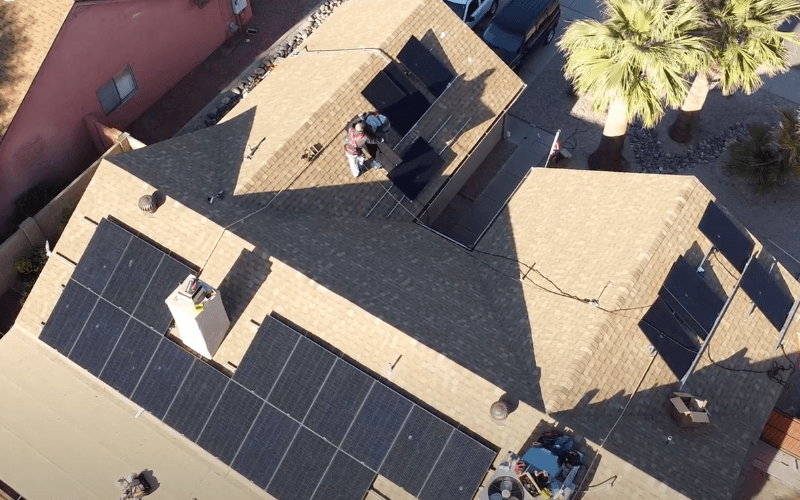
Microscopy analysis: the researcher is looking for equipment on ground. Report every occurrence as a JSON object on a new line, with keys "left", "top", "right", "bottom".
{"left": 116, "top": 471, "right": 152, "bottom": 499}
{"left": 480, "top": 430, "right": 584, "bottom": 500}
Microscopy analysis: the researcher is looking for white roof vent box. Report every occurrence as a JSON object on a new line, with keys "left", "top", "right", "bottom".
{"left": 166, "top": 275, "right": 230, "bottom": 359}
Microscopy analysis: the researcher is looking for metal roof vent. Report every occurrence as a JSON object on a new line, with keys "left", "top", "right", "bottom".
{"left": 138, "top": 194, "right": 157, "bottom": 214}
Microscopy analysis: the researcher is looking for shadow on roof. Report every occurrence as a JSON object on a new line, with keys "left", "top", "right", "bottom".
{"left": 110, "top": 97, "right": 548, "bottom": 410}
{"left": 551, "top": 348, "right": 796, "bottom": 500}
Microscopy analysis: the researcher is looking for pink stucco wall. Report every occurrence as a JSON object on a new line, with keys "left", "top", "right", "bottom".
{"left": 0, "top": 0, "right": 252, "bottom": 228}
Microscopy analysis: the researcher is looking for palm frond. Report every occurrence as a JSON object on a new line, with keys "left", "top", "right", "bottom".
{"left": 559, "top": 0, "right": 709, "bottom": 128}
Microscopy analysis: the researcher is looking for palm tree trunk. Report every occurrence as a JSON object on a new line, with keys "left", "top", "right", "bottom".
{"left": 588, "top": 98, "right": 630, "bottom": 171}
{"left": 669, "top": 73, "right": 711, "bottom": 143}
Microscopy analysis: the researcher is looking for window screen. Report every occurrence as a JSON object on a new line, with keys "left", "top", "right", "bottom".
{"left": 97, "top": 66, "right": 137, "bottom": 115}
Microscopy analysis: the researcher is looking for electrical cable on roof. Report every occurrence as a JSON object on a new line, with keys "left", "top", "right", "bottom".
{"left": 710, "top": 251, "right": 737, "bottom": 279}
{"left": 705, "top": 343, "right": 796, "bottom": 389}
{"left": 575, "top": 354, "right": 656, "bottom": 494}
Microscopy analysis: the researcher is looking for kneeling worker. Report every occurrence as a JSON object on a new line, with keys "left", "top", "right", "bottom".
{"left": 344, "top": 117, "right": 383, "bottom": 178}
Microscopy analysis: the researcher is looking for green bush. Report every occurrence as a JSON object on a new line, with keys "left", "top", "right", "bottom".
{"left": 724, "top": 109, "right": 800, "bottom": 192}
{"left": 15, "top": 247, "right": 48, "bottom": 303}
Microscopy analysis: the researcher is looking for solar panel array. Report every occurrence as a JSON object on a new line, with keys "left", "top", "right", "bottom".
{"left": 639, "top": 256, "right": 725, "bottom": 379}
{"left": 640, "top": 202, "right": 798, "bottom": 379}
{"left": 226, "top": 318, "right": 496, "bottom": 500}
{"left": 40, "top": 218, "right": 193, "bottom": 370}
{"left": 39, "top": 218, "right": 496, "bottom": 500}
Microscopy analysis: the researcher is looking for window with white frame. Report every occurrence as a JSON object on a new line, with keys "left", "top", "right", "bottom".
{"left": 97, "top": 66, "right": 137, "bottom": 115}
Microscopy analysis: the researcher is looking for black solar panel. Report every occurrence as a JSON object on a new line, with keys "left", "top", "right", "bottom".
{"left": 39, "top": 280, "right": 98, "bottom": 355}
{"left": 397, "top": 36, "right": 455, "bottom": 97}
{"left": 640, "top": 298, "right": 699, "bottom": 379}
{"left": 304, "top": 361, "right": 373, "bottom": 445}
{"left": 388, "top": 138, "right": 446, "bottom": 200}
{"left": 698, "top": 202, "right": 754, "bottom": 272}
{"left": 99, "top": 321, "right": 162, "bottom": 397}
{"left": 740, "top": 260, "right": 795, "bottom": 330}
{"left": 419, "top": 429, "right": 496, "bottom": 500}
{"left": 68, "top": 298, "right": 128, "bottom": 375}
{"left": 131, "top": 338, "right": 195, "bottom": 419}
{"left": 231, "top": 404, "right": 299, "bottom": 488}
{"left": 102, "top": 237, "right": 164, "bottom": 313}
{"left": 268, "top": 338, "right": 336, "bottom": 420}
{"left": 341, "top": 382, "right": 413, "bottom": 470}
{"left": 362, "top": 67, "right": 430, "bottom": 137}
{"left": 234, "top": 319, "right": 300, "bottom": 398}
{"left": 311, "top": 451, "right": 377, "bottom": 500}
{"left": 380, "top": 406, "right": 453, "bottom": 495}
{"left": 196, "top": 382, "right": 262, "bottom": 465}
{"left": 661, "top": 256, "right": 725, "bottom": 339}
{"left": 132, "top": 255, "right": 193, "bottom": 335}
{"left": 267, "top": 427, "right": 336, "bottom": 500}
{"left": 163, "top": 360, "right": 228, "bottom": 441}
{"left": 71, "top": 218, "right": 132, "bottom": 293}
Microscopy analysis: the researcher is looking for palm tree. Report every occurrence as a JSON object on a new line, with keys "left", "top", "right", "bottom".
{"left": 669, "top": 0, "right": 800, "bottom": 143}
{"left": 559, "top": 0, "right": 708, "bottom": 171}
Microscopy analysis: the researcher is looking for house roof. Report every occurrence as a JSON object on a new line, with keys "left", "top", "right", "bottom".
{"left": 9, "top": 157, "right": 800, "bottom": 500}
{"left": 206, "top": 0, "right": 525, "bottom": 218}
{"left": 477, "top": 168, "right": 800, "bottom": 499}
{"left": 3, "top": 1, "right": 799, "bottom": 500}
{"left": 0, "top": 0, "right": 73, "bottom": 141}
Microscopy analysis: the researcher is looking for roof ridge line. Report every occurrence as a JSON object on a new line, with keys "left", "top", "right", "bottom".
{"left": 543, "top": 177, "right": 702, "bottom": 414}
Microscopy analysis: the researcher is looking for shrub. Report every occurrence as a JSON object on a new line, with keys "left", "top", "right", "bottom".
{"left": 14, "top": 247, "right": 48, "bottom": 303}
{"left": 724, "top": 109, "right": 800, "bottom": 192}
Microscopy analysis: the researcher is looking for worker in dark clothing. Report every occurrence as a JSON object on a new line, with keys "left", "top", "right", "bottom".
{"left": 344, "top": 116, "right": 383, "bottom": 177}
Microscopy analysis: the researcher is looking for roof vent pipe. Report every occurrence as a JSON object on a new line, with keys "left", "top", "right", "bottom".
{"left": 138, "top": 194, "right": 157, "bottom": 214}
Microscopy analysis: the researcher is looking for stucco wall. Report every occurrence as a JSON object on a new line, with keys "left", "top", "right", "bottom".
{"left": 0, "top": 0, "right": 252, "bottom": 228}
{"left": 0, "top": 135, "right": 142, "bottom": 298}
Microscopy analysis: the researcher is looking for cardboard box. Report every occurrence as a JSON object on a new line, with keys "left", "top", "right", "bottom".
{"left": 669, "top": 392, "right": 710, "bottom": 428}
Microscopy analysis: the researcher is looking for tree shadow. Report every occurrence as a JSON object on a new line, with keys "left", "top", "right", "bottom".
{"left": 553, "top": 349, "right": 794, "bottom": 500}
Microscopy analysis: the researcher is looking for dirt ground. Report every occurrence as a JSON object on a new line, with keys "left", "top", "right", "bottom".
{"left": 511, "top": 51, "right": 800, "bottom": 277}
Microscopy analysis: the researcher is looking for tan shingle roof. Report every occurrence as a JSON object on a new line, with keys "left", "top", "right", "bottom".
{"left": 478, "top": 168, "right": 800, "bottom": 499}
{"left": 0, "top": 0, "right": 73, "bottom": 140}
{"left": 210, "top": 0, "right": 524, "bottom": 217}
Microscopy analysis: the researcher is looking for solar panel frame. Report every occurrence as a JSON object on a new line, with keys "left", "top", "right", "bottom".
{"left": 419, "top": 429, "right": 497, "bottom": 500}
{"left": 396, "top": 36, "right": 455, "bottom": 97}
{"left": 130, "top": 338, "right": 195, "bottom": 419}
{"left": 341, "top": 382, "right": 413, "bottom": 470}
{"left": 71, "top": 219, "right": 132, "bottom": 294}
{"left": 379, "top": 406, "right": 454, "bottom": 495}
{"left": 698, "top": 202, "right": 754, "bottom": 272}
{"left": 39, "top": 280, "right": 99, "bottom": 355}
{"left": 740, "top": 260, "right": 795, "bottom": 330}
{"left": 661, "top": 256, "right": 725, "bottom": 339}
{"left": 361, "top": 67, "right": 430, "bottom": 137}
{"left": 304, "top": 360, "right": 373, "bottom": 446}
{"left": 267, "top": 337, "right": 337, "bottom": 421}
{"left": 102, "top": 237, "right": 164, "bottom": 314}
{"left": 99, "top": 320, "right": 162, "bottom": 397}
{"left": 67, "top": 297, "right": 129, "bottom": 375}
{"left": 132, "top": 255, "right": 193, "bottom": 335}
{"left": 310, "top": 451, "right": 377, "bottom": 500}
{"left": 388, "top": 138, "right": 446, "bottom": 200}
{"left": 266, "top": 427, "right": 336, "bottom": 500}
{"left": 196, "top": 381, "right": 263, "bottom": 465}
{"left": 639, "top": 298, "right": 699, "bottom": 379}
{"left": 234, "top": 319, "right": 300, "bottom": 399}
{"left": 163, "top": 360, "right": 229, "bottom": 441}
{"left": 231, "top": 404, "right": 300, "bottom": 489}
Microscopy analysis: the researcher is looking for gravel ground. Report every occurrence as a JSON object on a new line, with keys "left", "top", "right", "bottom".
{"left": 512, "top": 51, "right": 800, "bottom": 276}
